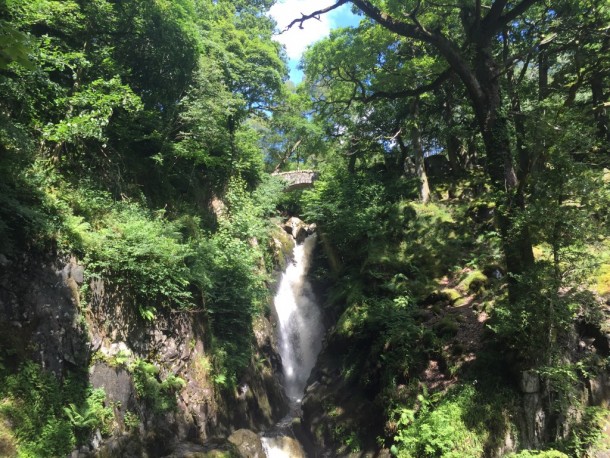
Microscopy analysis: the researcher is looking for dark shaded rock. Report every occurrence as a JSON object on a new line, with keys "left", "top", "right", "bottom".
{"left": 520, "top": 370, "right": 540, "bottom": 394}
{"left": 162, "top": 441, "right": 238, "bottom": 457}
{"left": 301, "top": 338, "right": 385, "bottom": 456}
{"left": 90, "top": 363, "right": 137, "bottom": 414}
{"left": 0, "top": 255, "right": 89, "bottom": 377}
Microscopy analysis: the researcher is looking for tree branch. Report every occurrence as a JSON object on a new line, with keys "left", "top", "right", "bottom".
{"left": 486, "top": 0, "right": 509, "bottom": 28}
{"left": 349, "top": 0, "right": 486, "bottom": 107}
{"left": 499, "top": 0, "right": 542, "bottom": 28}
{"left": 361, "top": 68, "right": 452, "bottom": 102}
{"left": 283, "top": 0, "right": 349, "bottom": 31}
{"left": 478, "top": 0, "right": 541, "bottom": 42}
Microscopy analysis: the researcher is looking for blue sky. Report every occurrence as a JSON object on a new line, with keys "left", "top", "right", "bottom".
{"left": 269, "top": 1, "right": 360, "bottom": 83}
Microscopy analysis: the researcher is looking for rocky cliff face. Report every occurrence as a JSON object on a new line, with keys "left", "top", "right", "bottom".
{"left": 0, "top": 252, "right": 288, "bottom": 457}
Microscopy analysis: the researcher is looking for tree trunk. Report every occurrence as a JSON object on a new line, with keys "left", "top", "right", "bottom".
{"left": 538, "top": 48, "right": 549, "bottom": 102}
{"left": 443, "top": 93, "right": 463, "bottom": 198}
{"left": 410, "top": 97, "right": 431, "bottom": 203}
{"left": 474, "top": 47, "right": 535, "bottom": 299}
{"left": 591, "top": 71, "right": 610, "bottom": 146}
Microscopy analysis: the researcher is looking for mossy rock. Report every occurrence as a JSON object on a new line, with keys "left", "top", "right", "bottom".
{"left": 271, "top": 226, "right": 295, "bottom": 271}
{"left": 595, "top": 264, "right": 610, "bottom": 296}
{"left": 425, "top": 288, "right": 463, "bottom": 307}
{"left": 453, "top": 297, "right": 468, "bottom": 307}
{"left": 459, "top": 270, "right": 488, "bottom": 293}
{"left": 441, "top": 288, "right": 461, "bottom": 303}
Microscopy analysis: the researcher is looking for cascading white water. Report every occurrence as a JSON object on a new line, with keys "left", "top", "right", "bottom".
{"left": 261, "top": 233, "right": 323, "bottom": 457}
{"left": 274, "top": 233, "right": 323, "bottom": 400}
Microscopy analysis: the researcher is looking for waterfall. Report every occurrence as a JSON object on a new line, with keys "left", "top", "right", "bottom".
{"left": 274, "top": 233, "right": 323, "bottom": 400}
{"left": 262, "top": 232, "right": 324, "bottom": 457}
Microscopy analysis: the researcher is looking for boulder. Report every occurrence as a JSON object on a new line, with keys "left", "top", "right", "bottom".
{"left": 228, "top": 429, "right": 265, "bottom": 458}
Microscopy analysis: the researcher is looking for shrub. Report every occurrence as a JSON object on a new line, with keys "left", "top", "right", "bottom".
{"left": 391, "top": 385, "right": 511, "bottom": 458}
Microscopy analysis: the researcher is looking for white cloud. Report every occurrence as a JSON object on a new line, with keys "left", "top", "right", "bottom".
{"left": 269, "top": 0, "right": 338, "bottom": 60}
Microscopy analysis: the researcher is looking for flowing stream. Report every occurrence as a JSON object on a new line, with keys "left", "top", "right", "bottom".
{"left": 261, "top": 233, "right": 324, "bottom": 457}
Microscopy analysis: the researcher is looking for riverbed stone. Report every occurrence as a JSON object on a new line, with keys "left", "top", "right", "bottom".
{"left": 262, "top": 436, "right": 306, "bottom": 458}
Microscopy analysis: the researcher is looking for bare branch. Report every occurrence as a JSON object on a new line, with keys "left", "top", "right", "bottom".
{"left": 283, "top": 0, "right": 349, "bottom": 32}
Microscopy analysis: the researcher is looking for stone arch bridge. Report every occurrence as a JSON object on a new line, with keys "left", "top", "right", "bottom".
{"left": 272, "top": 170, "right": 318, "bottom": 191}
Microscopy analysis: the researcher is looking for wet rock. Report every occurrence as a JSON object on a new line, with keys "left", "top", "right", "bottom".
{"left": 92, "top": 435, "right": 144, "bottom": 458}
{"left": 282, "top": 217, "right": 316, "bottom": 244}
{"left": 262, "top": 435, "right": 306, "bottom": 458}
{"left": 589, "top": 373, "right": 610, "bottom": 406}
{"left": 228, "top": 429, "right": 265, "bottom": 458}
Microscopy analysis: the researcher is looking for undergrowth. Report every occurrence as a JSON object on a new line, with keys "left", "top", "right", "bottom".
{"left": 302, "top": 163, "right": 610, "bottom": 457}
{"left": 0, "top": 361, "right": 113, "bottom": 457}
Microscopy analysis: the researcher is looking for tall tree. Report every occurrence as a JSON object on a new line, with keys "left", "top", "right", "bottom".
{"left": 296, "top": 0, "right": 553, "bottom": 301}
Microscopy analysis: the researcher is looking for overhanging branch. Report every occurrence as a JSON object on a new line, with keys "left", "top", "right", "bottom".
{"left": 283, "top": 0, "right": 349, "bottom": 31}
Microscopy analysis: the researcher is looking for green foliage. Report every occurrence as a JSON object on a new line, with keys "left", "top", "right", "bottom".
{"left": 0, "top": 19, "right": 34, "bottom": 69}
{"left": 556, "top": 406, "right": 610, "bottom": 457}
{"left": 191, "top": 177, "right": 282, "bottom": 381}
{"left": 130, "top": 359, "right": 185, "bottom": 414}
{"left": 43, "top": 77, "right": 142, "bottom": 144}
{"left": 391, "top": 385, "right": 512, "bottom": 458}
{"left": 0, "top": 362, "right": 75, "bottom": 457}
{"left": 122, "top": 411, "right": 140, "bottom": 431}
{"left": 489, "top": 262, "right": 598, "bottom": 366}
{"left": 43, "top": 180, "right": 196, "bottom": 317}
{"left": 63, "top": 388, "right": 114, "bottom": 437}
{"left": 0, "top": 361, "right": 112, "bottom": 457}
{"left": 303, "top": 164, "right": 392, "bottom": 260}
